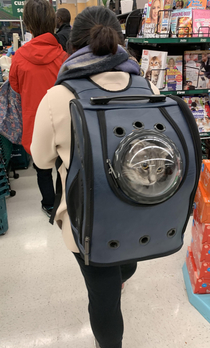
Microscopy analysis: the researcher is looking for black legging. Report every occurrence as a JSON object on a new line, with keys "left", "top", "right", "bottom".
{"left": 33, "top": 163, "right": 55, "bottom": 208}
{"left": 74, "top": 252, "right": 137, "bottom": 348}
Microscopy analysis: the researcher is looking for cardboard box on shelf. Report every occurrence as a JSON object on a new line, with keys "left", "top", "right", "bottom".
{"left": 200, "top": 160, "right": 210, "bottom": 194}
{"left": 191, "top": 233, "right": 210, "bottom": 262}
{"left": 194, "top": 181, "right": 210, "bottom": 223}
{"left": 191, "top": 239, "right": 210, "bottom": 279}
{"left": 186, "top": 247, "right": 210, "bottom": 293}
{"left": 192, "top": 216, "right": 210, "bottom": 244}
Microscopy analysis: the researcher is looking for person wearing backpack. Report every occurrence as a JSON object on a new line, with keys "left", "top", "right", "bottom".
{"left": 30, "top": 6, "right": 194, "bottom": 348}
{"left": 9, "top": 0, "right": 67, "bottom": 217}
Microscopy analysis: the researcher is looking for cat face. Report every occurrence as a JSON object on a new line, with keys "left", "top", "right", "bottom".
{"left": 149, "top": 56, "right": 162, "bottom": 70}
{"left": 122, "top": 140, "right": 167, "bottom": 187}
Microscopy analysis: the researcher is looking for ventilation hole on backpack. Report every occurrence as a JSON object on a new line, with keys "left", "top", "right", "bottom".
{"left": 108, "top": 240, "right": 120, "bottom": 249}
{"left": 113, "top": 127, "right": 126, "bottom": 137}
{"left": 154, "top": 123, "right": 166, "bottom": 132}
{"left": 167, "top": 229, "right": 176, "bottom": 238}
{"left": 133, "top": 121, "right": 144, "bottom": 130}
{"left": 139, "top": 235, "right": 150, "bottom": 245}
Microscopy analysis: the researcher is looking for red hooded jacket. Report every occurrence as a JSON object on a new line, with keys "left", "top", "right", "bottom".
{"left": 9, "top": 33, "right": 67, "bottom": 154}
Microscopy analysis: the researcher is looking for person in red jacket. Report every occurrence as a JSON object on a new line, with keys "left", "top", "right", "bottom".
{"left": 9, "top": 0, "right": 67, "bottom": 217}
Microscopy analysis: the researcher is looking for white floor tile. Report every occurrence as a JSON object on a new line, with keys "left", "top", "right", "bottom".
{"left": 0, "top": 164, "right": 209, "bottom": 348}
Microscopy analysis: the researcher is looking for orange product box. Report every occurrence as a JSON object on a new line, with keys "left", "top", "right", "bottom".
{"left": 186, "top": 247, "right": 210, "bottom": 294}
{"left": 194, "top": 181, "right": 210, "bottom": 223}
{"left": 200, "top": 160, "right": 210, "bottom": 195}
{"left": 191, "top": 233, "right": 210, "bottom": 263}
{"left": 191, "top": 239, "right": 210, "bottom": 278}
{"left": 192, "top": 215, "right": 210, "bottom": 244}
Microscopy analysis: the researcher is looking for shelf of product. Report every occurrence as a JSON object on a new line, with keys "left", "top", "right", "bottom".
{"left": 160, "top": 89, "right": 210, "bottom": 95}
{"left": 128, "top": 37, "right": 210, "bottom": 44}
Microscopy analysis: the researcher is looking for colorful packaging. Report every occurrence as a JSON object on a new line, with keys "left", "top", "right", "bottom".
{"left": 192, "top": 9, "right": 210, "bottom": 37}
{"left": 186, "top": 247, "right": 210, "bottom": 293}
{"left": 200, "top": 160, "right": 210, "bottom": 194}
{"left": 171, "top": 8, "right": 192, "bottom": 37}
{"left": 141, "top": 49, "right": 168, "bottom": 89}
{"left": 184, "top": 50, "right": 210, "bottom": 89}
{"left": 187, "top": 0, "right": 207, "bottom": 8}
{"left": 194, "top": 180, "right": 210, "bottom": 223}
{"left": 192, "top": 217, "right": 210, "bottom": 244}
{"left": 191, "top": 235, "right": 210, "bottom": 262}
{"left": 191, "top": 241, "right": 210, "bottom": 278}
{"left": 163, "top": 55, "right": 182, "bottom": 90}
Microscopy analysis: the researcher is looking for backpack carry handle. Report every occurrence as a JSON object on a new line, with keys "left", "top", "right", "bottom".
{"left": 90, "top": 95, "right": 166, "bottom": 105}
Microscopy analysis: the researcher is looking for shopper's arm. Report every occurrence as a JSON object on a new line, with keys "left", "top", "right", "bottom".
{"left": 31, "top": 92, "right": 57, "bottom": 169}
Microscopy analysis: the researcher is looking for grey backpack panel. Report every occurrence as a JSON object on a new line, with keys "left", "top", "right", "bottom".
{"left": 64, "top": 75, "right": 201, "bottom": 266}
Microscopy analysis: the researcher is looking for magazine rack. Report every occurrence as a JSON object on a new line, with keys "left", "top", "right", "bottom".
{"left": 127, "top": 22, "right": 210, "bottom": 141}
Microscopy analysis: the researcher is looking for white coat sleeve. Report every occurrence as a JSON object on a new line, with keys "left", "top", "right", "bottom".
{"left": 31, "top": 91, "right": 57, "bottom": 169}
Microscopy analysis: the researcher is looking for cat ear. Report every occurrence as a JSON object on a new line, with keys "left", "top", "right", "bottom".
{"left": 129, "top": 140, "right": 145, "bottom": 151}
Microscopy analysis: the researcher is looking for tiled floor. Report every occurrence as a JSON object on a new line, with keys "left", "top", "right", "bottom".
{"left": 0, "top": 163, "right": 210, "bottom": 348}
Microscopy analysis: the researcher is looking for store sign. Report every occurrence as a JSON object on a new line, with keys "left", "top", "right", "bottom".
{"left": 12, "top": 0, "right": 26, "bottom": 18}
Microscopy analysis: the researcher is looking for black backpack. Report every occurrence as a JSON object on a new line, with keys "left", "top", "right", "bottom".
{"left": 51, "top": 75, "right": 201, "bottom": 266}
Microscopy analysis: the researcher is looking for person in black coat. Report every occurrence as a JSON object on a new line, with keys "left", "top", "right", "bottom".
{"left": 55, "top": 8, "right": 71, "bottom": 51}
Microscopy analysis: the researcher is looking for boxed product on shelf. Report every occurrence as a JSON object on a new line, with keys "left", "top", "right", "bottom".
{"left": 192, "top": 216, "right": 210, "bottom": 244}
{"left": 194, "top": 180, "right": 210, "bottom": 223}
{"left": 171, "top": 8, "right": 192, "bottom": 37}
{"left": 163, "top": 55, "right": 182, "bottom": 90}
{"left": 186, "top": 246, "right": 210, "bottom": 293}
{"left": 186, "top": 0, "right": 207, "bottom": 9}
{"left": 191, "top": 241, "right": 210, "bottom": 278}
{"left": 191, "top": 232, "right": 210, "bottom": 261}
{"left": 184, "top": 50, "right": 210, "bottom": 89}
{"left": 141, "top": 49, "right": 168, "bottom": 89}
{"left": 192, "top": 9, "right": 210, "bottom": 37}
{"left": 200, "top": 159, "right": 210, "bottom": 193}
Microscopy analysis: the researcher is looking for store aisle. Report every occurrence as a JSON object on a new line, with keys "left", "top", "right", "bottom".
{"left": 0, "top": 164, "right": 210, "bottom": 348}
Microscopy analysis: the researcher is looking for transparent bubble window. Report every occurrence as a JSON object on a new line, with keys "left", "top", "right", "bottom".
{"left": 113, "top": 130, "right": 183, "bottom": 204}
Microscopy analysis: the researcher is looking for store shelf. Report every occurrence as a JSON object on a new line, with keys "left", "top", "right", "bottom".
{"left": 128, "top": 37, "right": 210, "bottom": 44}
{"left": 160, "top": 89, "right": 210, "bottom": 96}
{"left": 199, "top": 132, "right": 210, "bottom": 139}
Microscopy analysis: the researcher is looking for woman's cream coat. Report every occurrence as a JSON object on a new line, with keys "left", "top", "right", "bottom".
{"left": 31, "top": 72, "right": 159, "bottom": 253}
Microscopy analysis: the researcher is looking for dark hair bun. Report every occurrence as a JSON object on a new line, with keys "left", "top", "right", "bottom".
{"left": 90, "top": 24, "right": 119, "bottom": 56}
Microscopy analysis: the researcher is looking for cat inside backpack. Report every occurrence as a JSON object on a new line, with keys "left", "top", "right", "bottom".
{"left": 145, "top": 55, "right": 162, "bottom": 86}
{"left": 122, "top": 139, "right": 169, "bottom": 190}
